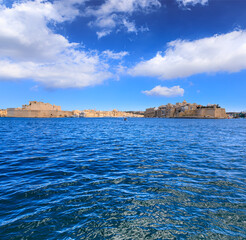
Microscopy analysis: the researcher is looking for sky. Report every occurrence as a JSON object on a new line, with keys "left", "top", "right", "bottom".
{"left": 0, "top": 0, "right": 246, "bottom": 112}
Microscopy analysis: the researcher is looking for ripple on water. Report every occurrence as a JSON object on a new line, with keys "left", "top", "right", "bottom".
{"left": 0, "top": 118, "right": 246, "bottom": 239}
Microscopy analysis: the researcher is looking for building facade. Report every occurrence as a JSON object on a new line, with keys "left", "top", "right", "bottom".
{"left": 0, "top": 109, "right": 7, "bottom": 117}
{"left": 82, "top": 109, "right": 144, "bottom": 118}
{"left": 7, "top": 101, "right": 73, "bottom": 118}
{"left": 144, "top": 100, "right": 227, "bottom": 119}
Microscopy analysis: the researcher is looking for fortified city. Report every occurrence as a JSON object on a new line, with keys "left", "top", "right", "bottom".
{"left": 0, "top": 100, "right": 229, "bottom": 118}
{"left": 0, "top": 101, "right": 144, "bottom": 118}
{"left": 144, "top": 100, "right": 228, "bottom": 119}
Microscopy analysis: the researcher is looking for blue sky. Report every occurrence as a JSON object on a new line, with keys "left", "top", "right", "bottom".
{"left": 0, "top": 0, "right": 246, "bottom": 111}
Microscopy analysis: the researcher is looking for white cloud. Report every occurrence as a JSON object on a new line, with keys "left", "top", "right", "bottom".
{"left": 0, "top": 0, "right": 114, "bottom": 88}
{"left": 102, "top": 50, "right": 129, "bottom": 60}
{"left": 96, "top": 30, "right": 112, "bottom": 39}
{"left": 0, "top": 1, "right": 71, "bottom": 62}
{"left": 53, "top": 0, "right": 87, "bottom": 21}
{"left": 122, "top": 18, "right": 137, "bottom": 33}
{"left": 130, "top": 30, "right": 246, "bottom": 80}
{"left": 177, "top": 0, "right": 208, "bottom": 6}
{"left": 143, "top": 85, "right": 184, "bottom": 97}
{"left": 0, "top": 52, "right": 112, "bottom": 88}
{"left": 86, "top": 0, "right": 161, "bottom": 17}
{"left": 86, "top": 0, "right": 161, "bottom": 37}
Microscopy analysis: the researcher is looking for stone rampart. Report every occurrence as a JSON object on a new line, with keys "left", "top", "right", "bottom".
{"left": 0, "top": 109, "right": 7, "bottom": 117}
{"left": 83, "top": 109, "right": 143, "bottom": 118}
{"left": 22, "top": 101, "right": 61, "bottom": 111}
{"left": 6, "top": 101, "right": 73, "bottom": 118}
{"left": 7, "top": 109, "right": 73, "bottom": 118}
{"left": 145, "top": 101, "right": 228, "bottom": 119}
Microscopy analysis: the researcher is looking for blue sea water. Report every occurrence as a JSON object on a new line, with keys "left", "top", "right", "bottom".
{"left": 0, "top": 118, "right": 245, "bottom": 239}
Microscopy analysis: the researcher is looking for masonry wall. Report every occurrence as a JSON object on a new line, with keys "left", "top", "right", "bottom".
{"left": 23, "top": 102, "right": 61, "bottom": 111}
{"left": 144, "top": 111, "right": 156, "bottom": 118}
{"left": 0, "top": 109, "right": 7, "bottom": 117}
{"left": 7, "top": 109, "right": 73, "bottom": 118}
{"left": 84, "top": 110, "right": 143, "bottom": 118}
{"left": 196, "top": 108, "right": 215, "bottom": 118}
{"left": 214, "top": 108, "right": 227, "bottom": 118}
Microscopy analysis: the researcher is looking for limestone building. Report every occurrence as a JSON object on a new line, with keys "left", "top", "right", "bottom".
{"left": 144, "top": 100, "right": 227, "bottom": 119}
{"left": 0, "top": 109, "right": 7, "bottom": 117}
{"left": 145, "top": 108, "right": 158, "bottom": 118}
{"left": 2, "top": 102, "right": 144, "bottom": 118}
{"left": 82, "top": 109, "right": 144, "bottom": 118}
{"left": 7, "top": 101, "right": 73, "bottom": 118}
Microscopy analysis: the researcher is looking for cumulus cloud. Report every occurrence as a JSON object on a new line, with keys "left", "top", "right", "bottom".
{"left": 86, "top": 0, "right": 161, "bottom": 37}
{"left": 0, "top": 53, "right": 112, "bottom": 88}
{"left": 177, "top": 0, "right": 208, "bottom": 6}
{"left": 143, "top": 85, "right": 184, "bottom": 97}
{"left": 0, "top": 0, "right": 114, "bottom": 88}
{"left": 130, "top": 30, "right": 246, "bottom": 80}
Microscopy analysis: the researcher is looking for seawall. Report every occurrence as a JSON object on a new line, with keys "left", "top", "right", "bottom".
{"left": 7, "top": 109, "right": 73, "bottom": 118}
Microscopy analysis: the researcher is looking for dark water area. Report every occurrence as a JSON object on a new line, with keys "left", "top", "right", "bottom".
{"left": 0, "top": 118, "right": 245, "bottom": 239}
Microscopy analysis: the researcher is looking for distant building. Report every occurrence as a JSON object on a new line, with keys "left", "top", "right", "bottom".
{"left": 145, "top": 107, "right": 158, "bottom": 118}
{"left": 226, "top": 112, "right": 246, "bottom": 118}
{"left": 1, "top": 102, "right": 144, "bottom": 118}
{"left": 0, "top": 109, "right": 7, "bottom": 117}
{"left": 7, "top": 101, "right": 73, "bottom": 118}
{"left": 125, "top": 111, "right": 144, "bottom": 116}
{"left": 144, "top": 100, "right": 228, "bottom": 119}
{"left": 82, "top": 109, "right": 143, "bottom": 118}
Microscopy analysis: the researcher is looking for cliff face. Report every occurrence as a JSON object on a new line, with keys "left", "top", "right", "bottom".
{"left": 6, "top": 101, "right": 73, "bottom": 118}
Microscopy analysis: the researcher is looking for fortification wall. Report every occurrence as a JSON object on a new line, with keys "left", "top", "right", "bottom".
{"left": 200, "top": 108, "right": 215, "bottom": 118}
{"left": 144, "top": 101, "right": 228, "bottom": 119}
{"left": 173, "top": 108, "right": 227, "bottom": 119}
{"left": 195, "top": 108, "right": 227, "bottom": 118}
{"left": 195, "top": 108, "right": 214, "bottom": 118}
{"left": 7, "top": 109, "right": 73, "bottom": 118}
{"left": 214, "top": 108, "right": 227, "bottom": 118}
{"left": 84, "top": 110, "right": 143, "bottom": 118}
{"left": 23, "top": 101, "right": 61, "bottom": 111}
{"left": 185, "top": 108, "right": 227, "bottom": 118}
{"left": 0, "top": 109, "right": 7, "bottom": 117}
{"left": 178, "top": 110, "right": 196, "bottom": 117}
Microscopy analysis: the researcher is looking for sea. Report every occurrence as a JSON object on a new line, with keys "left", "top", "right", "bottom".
{"left": 0, "top": 118, "right": 245, "bottom": 239}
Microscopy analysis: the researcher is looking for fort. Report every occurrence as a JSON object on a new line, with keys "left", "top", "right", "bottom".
{"left": 6, "top": 101, "right": 73, "bottom": 118}
{"left": 144, "top": 100, "right": 227, "bottom": 119}
{"left": 1, "top": 101, "right": 144, "bottom": 118}
{"left": 0, "top": 100, "right": 228, "bottom": 118}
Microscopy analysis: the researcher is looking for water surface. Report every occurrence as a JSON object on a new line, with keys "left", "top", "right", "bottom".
{"left": 0, "top": 118, "right": 245, "bottom": 239}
